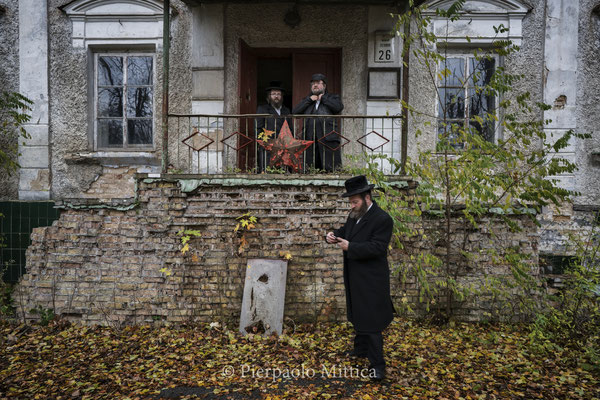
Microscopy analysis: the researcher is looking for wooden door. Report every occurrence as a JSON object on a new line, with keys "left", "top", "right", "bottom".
{"left": 292, "top": 50, "right": 342, "bottom": 142}
{"left": 292, "top": 50, "right": 341, "bottom": 107}
{"left": 238, "top": 39, "right": 257, "bottom": 170}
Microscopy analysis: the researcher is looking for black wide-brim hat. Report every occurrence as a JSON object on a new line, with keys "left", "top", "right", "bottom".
{"left": 342, "top": 175, "right": 375, "bottom": 197}
{"left": 265, "top": 80, "right": 286, "bottom": 93}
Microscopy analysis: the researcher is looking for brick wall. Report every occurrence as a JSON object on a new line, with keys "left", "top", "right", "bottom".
{"left": 15, "top": 175, "right": 539, "bottom": 325}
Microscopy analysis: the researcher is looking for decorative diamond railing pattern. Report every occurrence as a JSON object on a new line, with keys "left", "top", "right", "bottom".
{"left": 357, "top": 130, "right": 390, "bottom": 151}
{"left": 317, "top": 130, "right": 350, "bottom": 152}
{"left": 169, "top": 114, "right": 404, "bottom": 174}
{"left": 182, "top": 130, "right": 215, "bottom": 152}
{"left": 221, "top": 131, "right": 253, "bottom": 151}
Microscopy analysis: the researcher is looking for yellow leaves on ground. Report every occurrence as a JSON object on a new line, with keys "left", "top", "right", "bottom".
{"left": 0, "top": 320, "right": 598, "bottom": 399}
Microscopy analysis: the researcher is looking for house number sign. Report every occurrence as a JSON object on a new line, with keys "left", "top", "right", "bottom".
{"left": 374, "top": 32, "right": 397, "bottom": 63}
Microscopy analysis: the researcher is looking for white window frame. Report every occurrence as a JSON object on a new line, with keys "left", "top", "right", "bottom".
{"left": 93, "top": 52, "right": 156, "bottom": 151}
{"left": 436, "top": 52, "right": 500, "bottom": 148}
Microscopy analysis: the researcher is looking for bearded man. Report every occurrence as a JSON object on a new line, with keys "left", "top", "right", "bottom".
{"left": 255, "top": 81, "right": 291, "bottom": 172}
{"left": 325, "top": 175, "right": 395, "bottom": 381}
{"left": 292, "top": 73, "right": 343, "bottom": 172}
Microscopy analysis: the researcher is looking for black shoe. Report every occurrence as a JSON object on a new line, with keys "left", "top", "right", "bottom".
{"left": 345, "top": 349, "right": 367, "bottom": 358}
{"left": 370, "top": 367, "right": 385, "bottom": 381}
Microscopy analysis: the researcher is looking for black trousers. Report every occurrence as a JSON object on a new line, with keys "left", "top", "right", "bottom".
{"left": 353, "top": 331, "right": 385, "bottom": 369}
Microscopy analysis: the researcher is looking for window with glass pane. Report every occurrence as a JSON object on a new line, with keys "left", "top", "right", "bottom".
{"left": 438, "top": 56, "right": 495, "bottom": 149}
{"left": 96, "top": 54, "right": 154, "bottom": 149}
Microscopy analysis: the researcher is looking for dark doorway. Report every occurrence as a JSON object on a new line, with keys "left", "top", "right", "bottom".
{"left": 257, "top": 57, "right": 293, "bottom": 111}
{"left": 238, "top": 43, "right": 342, "bottom": 170}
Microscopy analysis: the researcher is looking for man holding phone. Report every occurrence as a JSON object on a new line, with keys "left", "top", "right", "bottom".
{"left": 325, "top": 175, "right": 395, "bottom": 381}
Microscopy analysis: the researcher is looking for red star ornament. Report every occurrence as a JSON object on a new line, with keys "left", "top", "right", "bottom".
{"left": 257, "top": 120, "right": 314, "bottom": 172}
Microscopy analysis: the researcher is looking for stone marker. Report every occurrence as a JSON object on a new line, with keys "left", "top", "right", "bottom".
{"left": 239, "top": 258, "right": 288, "bottom": 336}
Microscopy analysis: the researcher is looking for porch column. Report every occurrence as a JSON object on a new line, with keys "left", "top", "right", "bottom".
{"left": 18, "top": 0, "right": 50, "bottom": 200}
{"left": 542, "top": 0, "right": 579, "bottom": 191}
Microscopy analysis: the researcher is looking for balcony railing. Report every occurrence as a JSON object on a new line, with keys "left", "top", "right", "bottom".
{"left": 167, "top": 113, "right": 404, "bottom": 174}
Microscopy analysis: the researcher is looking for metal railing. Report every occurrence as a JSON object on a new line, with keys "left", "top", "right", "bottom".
{"left": 167, "top": 113, "right": 404, "bottom": 174}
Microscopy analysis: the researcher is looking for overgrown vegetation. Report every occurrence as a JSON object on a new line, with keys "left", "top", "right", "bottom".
{"left": 349, "top": 0, "right": 589, "bottom": 320}
{"left": 529, "top": 214, "right": 600, "bottom": 372}
{"left": 0, "top": 264, "right": 15, "bottom": 317}
{"left": 0, "top": 91, "right": 33, "bottom": 322}
{"left": 0, "top": 91, "right": 32, "bottom": 176}
{"left": 348, "top": 0, "right": 598, "bottom": 370}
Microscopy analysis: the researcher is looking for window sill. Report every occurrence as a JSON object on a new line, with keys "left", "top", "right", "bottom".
{"left": 65, "top": 151, "right": 160, "bottom": 166}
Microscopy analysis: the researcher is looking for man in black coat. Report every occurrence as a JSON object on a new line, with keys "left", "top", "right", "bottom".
{"left": 292, "top": 73, "right": 344, "bottom": 172}
{"left": 255, "top": 82, "right": 291, "bottom": 172}
{"left": 326, "top": 175, "right": 395, "bottom": 381}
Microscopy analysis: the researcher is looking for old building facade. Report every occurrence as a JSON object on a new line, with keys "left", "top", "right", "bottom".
{"left": 0, "top": 0, "right": 598, "bottom": 322}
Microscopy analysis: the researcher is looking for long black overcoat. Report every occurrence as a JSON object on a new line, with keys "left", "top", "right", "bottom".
{"left": 333, "top": 201, "right": 394, "bottom": 332}
{"left": 255, "top": 103, "right": 291, "bottom": 135}
{"left": 292, "top": 92, "right": 343, "bottom": 172}
{"left": 255, "top": 103, "right": 291, "bottom": 171}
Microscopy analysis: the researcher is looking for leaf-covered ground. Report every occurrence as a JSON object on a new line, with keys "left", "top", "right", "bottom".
{"left": 0, "top": 319, "right": 598, "bottom": 399}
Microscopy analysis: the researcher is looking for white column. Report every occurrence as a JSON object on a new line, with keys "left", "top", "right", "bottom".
{"left": 18, "top": 0, "right": 50, "bottom": 200}
{"left": 543, "top": 0, "right": 579, "bottom": 191}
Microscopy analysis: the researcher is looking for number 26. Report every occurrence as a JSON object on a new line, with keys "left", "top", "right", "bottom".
{"left": 378, "top": 50, "right": 392, "bottom": 61}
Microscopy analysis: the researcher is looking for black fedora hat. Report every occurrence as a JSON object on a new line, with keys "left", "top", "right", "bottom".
{"left": 265, "top": 81, "right": 286, "bottom": 93}
{"left": 342, "top": 175, "right": 375, "bottom": 197}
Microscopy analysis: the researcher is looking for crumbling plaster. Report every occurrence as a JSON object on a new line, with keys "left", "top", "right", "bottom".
{"left": 47, "top": 0, "right": 193, "bottom": 199}
{"left": 574, "top": 0, "right": 600, "bottom": 206}
{"left": 0, "top": 0, "right": 20, "bottom": 200}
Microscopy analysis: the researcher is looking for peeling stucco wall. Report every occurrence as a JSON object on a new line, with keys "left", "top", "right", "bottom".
{"left": 507, "top": 0, "right": 545, "bottom": 114}
{"left": 47, "top": 0, "right": 193, "bottom": 200}
{"left": 0, "top": 0, "right": 20, "bottom": 200}
{"left": 575, "top": 0, "right": 600, "bottom": 206}
{"left": 407, "top": 0, "right": 546, "bottom": 160}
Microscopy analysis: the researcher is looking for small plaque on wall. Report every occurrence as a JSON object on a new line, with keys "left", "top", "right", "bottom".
{"left": 368, "top": 68, "right": 401, "bottom": 100}
{"left": 374, "top": 32, "right": 397, "bottom": 63}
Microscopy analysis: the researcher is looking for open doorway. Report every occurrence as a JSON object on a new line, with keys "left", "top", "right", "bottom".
{"left": 238, "top": 42, "right": 341, "bottom": 169}
{"left": 257, "top": 56, "right": 293, "bottom": 111}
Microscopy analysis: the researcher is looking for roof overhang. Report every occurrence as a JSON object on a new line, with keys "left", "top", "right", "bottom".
{"left": 181, "top": 0, "right": 411, "bottom": 6}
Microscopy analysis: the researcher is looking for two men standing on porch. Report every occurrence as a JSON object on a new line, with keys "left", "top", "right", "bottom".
{"left": 292, "top": 73, "right": 344, "bottom": 172}
{"left": 255, "top": 81, "right": 291, "bottom": 172}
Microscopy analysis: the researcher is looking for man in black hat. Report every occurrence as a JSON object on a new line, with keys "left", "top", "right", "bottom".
{"left": 326, "top": 175, "right": 395, "bottom": 381}
{"left": 292, "top": 73, "right": 344, "bottom": 172}
{"left": 255, "top": 81, "right": 292, "bottom": 172}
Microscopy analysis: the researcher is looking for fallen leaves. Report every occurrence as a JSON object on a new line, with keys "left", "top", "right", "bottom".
{"left": 0, "top": 319, "right": 598, "bottom": 399}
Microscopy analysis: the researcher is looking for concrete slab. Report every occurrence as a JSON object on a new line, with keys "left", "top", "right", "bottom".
{"left": 239, "top": 258, "right": 288, "bottom": 336}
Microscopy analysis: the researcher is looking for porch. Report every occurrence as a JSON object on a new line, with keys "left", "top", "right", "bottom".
{"left": 167, "top": 113, "right": 406, "bottom": 174}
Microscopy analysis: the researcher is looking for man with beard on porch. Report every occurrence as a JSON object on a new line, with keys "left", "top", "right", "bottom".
{"left": 292, "top": 73, "right": 344, "bottom": 172}
{"left": 255, "top": 81, "right": 291, "bottom": 172}
{"left": 325, "top": 175, "right": 395, "bottom": 382}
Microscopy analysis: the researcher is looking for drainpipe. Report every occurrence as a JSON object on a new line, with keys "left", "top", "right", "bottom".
{"left": 161, "top": 0, "right": 170, "bottom": 173}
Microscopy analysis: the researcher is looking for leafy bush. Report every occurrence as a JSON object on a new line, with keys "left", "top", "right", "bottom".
{"left": 0, "top": 91, "right": 32, "bottom": 175}
{"left": 529, "top": 218, "right": 600, "bottom": 371}
{"left": 30, "top": 305, "right": 56, "bottom": 326}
